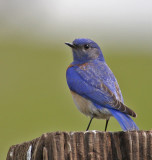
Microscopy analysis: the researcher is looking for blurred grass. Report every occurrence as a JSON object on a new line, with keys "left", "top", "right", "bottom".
{"left": 0, "top": 39, "right": 152, "bottom": 159}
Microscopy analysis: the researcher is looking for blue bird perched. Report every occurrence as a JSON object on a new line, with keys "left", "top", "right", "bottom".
{"left": 65, "top": 38, "right": 139, "bottom": 131}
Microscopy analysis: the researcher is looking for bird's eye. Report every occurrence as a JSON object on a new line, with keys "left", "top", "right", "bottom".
{"left": 84, "top": 44, "right": 90, "bottom": 50}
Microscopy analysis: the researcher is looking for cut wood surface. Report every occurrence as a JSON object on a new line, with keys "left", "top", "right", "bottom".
{"left": 7, "top": 130, "right": 152, "bottom": 160}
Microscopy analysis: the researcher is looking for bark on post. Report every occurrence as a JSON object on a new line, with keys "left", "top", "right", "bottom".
{"left": 7, "top": 130, "right": 152, "bottom": 160}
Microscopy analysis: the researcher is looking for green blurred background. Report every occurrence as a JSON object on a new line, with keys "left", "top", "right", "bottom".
{"left": 0, "top": 0, "right": 152, "bottom": 159}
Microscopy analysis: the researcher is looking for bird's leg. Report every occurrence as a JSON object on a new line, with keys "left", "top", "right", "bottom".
{"left": 105, "top": 118, "right": 110, "bottom": 131}
{"left": 86, "top": 117, "right": 94, "bottom": 131}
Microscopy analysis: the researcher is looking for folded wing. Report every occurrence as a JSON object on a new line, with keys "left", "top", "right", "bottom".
{"left": 66, "top": 65, "right": 137, "bottom": 118}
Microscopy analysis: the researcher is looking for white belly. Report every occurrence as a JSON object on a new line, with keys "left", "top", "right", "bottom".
{"left": 71, "top": 91, "right": 112, "bottom": 119}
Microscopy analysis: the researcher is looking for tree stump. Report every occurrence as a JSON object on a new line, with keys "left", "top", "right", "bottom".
{"left": 7, "top": 130, "right": 152, "bottom": 160}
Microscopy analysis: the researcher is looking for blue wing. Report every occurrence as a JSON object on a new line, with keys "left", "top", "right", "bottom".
{"left": 66, "top": 61, "right": 136, "bottom": 118}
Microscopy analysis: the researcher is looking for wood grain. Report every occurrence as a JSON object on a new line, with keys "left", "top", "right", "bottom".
{"left": 6, "top": 131, "right": 152, "bottom": 160}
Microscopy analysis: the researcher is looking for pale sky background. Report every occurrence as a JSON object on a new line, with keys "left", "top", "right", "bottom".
{"left": 0, "top": 0, "right": 152, "bottom": 53}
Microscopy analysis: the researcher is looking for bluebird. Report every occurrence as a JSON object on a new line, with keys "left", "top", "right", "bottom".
{"left": 65, "top": 38, "right": 138, "bottom": 131}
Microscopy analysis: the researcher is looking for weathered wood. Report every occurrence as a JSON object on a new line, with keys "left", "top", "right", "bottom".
{"left": 6, "top": 130, "right": 152, "bottom": 160}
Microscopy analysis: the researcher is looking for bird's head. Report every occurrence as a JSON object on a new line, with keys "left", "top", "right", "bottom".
{"left": 65, "top": 38, "right": 105, "bottom": 64}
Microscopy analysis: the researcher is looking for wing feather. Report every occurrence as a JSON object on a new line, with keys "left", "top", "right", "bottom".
{"left": 101, "top": 83, "right": 136, "bottom": 117}
{"left": 66, "top": 63, "right": 137, "bottom": 118}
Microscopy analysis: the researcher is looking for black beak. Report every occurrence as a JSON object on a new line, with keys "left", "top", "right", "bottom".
{"left": 65, "top": 42, "right": 76, "bottom": 48}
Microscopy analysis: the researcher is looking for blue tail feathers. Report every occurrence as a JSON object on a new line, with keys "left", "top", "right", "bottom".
{"left": 109, "top": 109, "right": 139, "bottom": 131}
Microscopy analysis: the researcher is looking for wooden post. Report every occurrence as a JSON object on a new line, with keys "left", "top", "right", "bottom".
{"left": 7, "top": 131, "right": 152, "bottom": 160}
